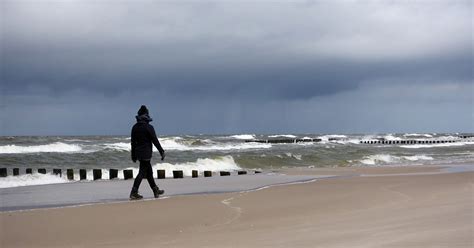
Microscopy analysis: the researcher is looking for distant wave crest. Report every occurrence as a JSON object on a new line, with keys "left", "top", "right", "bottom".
{"left": 104, "top": 137, "right": 271, "bottom": 152}
{"left": 268, "top": 134, "right": 297, "bottom": 138}
{"left": 229, "top": 134, "right": 256, "bottom": 140}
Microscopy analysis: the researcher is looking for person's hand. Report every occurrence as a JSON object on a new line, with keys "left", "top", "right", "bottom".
{"left": 160, "top": 151, "right": 166, "bottom": 161}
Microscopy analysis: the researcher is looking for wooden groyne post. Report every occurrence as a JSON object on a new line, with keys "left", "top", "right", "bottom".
{"left": 67, "top": 169, "right": 74, "bottom": 180}
{"left": 246, "top": 138, "right": 322, "bottom": 144}
{"left": 93, "top": 169, "right": 102, "bottom": 180}
{"left": 173, "top": 170, "right": 184, "bottom": 179}
{"left": 0, "top": 168, "right": 7, "bottom": 177}
{"left": 123, "top": 170, "right": 133, "bottom": 180}
{"left": 53, "top": 169, "right": 62, "bottom": 177}
{"left": 157, "top": 169, "right": 166, "bottom": 179}
{"left": 79, "top": 169, "right": 87, "bottom": 180}
{"left": 109, "top": 169, "right": 118, "bottom": 180}
{"left": 220, "top": 171, "right": 231, "bottom": 176}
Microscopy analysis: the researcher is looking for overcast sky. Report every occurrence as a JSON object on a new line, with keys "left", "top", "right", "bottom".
{"left": 1, "top": 0, "right": 472, "bottom": 136}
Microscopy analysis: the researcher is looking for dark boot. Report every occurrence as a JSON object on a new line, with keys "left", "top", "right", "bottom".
{"left": 152, "top": 186, "right": 165, "bottom": 198}
{"left": 130, "top": 188, "right": 143, "bottom": 200}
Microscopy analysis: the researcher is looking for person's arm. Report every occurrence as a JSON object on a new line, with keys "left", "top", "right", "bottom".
{"left": 131, "top": 128, "right": 137, "bottom": 162}
{"left": 148, "top": 124, "right": 165, "bottom": 160}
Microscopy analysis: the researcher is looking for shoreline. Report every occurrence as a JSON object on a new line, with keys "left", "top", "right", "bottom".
{"left": 1, "top": 163, "right": 473, "bottom": 212}
{"left": 1, "top": 165, "right": 472, "bottom": 247}
{"left": 0, "top": 173, "right": 320, "bottom": 212}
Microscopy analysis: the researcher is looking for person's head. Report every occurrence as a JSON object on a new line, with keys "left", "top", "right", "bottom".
{"left": 136, "top": 105, "right": 153, "bottom": 123}
{"left": 137, "top": 105, "right": 149, "bottom": 116}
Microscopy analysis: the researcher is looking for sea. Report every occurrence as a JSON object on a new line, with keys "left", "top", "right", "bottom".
{"left": 1, "top": 133, "right": 473, "bottom": 188}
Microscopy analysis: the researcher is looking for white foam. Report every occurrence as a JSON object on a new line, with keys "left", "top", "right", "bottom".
{"left": 0, "top": 142, "right": 82, "bottom": 154}
{"left": 164, "top": 140, "right": 272, "bottom": 151}
{"left": 403, "top": 133, "right": 433, "bottom": 138}
{"left": 285, "top": 152, "right": 302, "bottom": 160}
{"left": 383, "top": 134, "right": 402, "bottom": 141}
{"left": 268, "top": 134, "right": 297, "bottom": 138}
{"left": 0, "top": 156, "right": 242, "bottom": 188}
{"left": 0, "top": 173, "right": 70, "bottom": 188}
{"left": 159, "top": 138, "right": 190, "bottom": 150}
{"left": 229, "top": 134, "right": 256, "bottom": 140}
{"left": 103, "top": 142, "right": 130, "bottom": 151}
{"left": 325, "top": 134, "right": 347, "bottom": 138}
{"left": 153, "top": 155, "right": 242, "bottom": 177}
{"left": 402, "top": 155, "right": 434, "bottom": 161}
{"left": 318, "top": 134, "right": 348, "bottom": 143}
{"left": 360, "top": 154, "right": 398, "bottom": 165}
{"left": 64, "top": 139, "right": 93, "bottom": 142}
{"left": 105, "top": 138, "right": 271, "bottom": 151}
{"left": 360, "top": 154, "right": 435, "bottom": 165}
{"left": 331, "top": 138, "right": 361, "bottom": 145}
{"left": 401, "top": 142, "right": 474, "bottom": 149}
{"left": 436, "top": 135, "right": 461, "bottom": 140}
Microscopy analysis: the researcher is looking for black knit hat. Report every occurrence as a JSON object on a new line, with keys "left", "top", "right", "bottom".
{"left": 137, "top": 105, "right": 149, "bottom": 116}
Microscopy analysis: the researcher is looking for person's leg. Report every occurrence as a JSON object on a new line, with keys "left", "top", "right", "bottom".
{"left": 143, "top": 160, "right": 157, "bottom": 188}
{"left": 140, "top": 160, "right": 164, "bottom": 197}
{"left": 131, "top": 160, "right": 146, "bottom": 193}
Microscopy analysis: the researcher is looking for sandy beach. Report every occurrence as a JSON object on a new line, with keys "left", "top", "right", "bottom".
{"left": 1, "top": 166, "right": 472, "bottom": 248}
{"left": 2, "top": 0, "right": 472, "bottom": 247}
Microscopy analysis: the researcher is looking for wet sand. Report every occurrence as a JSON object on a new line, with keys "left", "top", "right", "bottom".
{"left": 0, "top": 173, "right": 318, "bottom": 211}
{"left": 1, "top": 167, "right": 473, "bottom": 247}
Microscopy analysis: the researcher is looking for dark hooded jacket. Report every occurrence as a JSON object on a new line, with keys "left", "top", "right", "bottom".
{"left": 131, "top": 114, "right": 164, "bottom": 161}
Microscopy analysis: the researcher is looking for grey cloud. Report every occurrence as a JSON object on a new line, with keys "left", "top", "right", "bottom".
{"left": 3, "top": 1, "right": 471, "bottom": 94}
{"left": 1, "top": 0, "right": 472, "bottom": 135}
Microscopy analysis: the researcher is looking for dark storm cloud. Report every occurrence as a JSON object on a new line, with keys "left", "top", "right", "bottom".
{"left": 1, "top": 0, "right": 472, "bottom": 135}
{"left": 2, "top": 1, "right": 472, "bottom": 99}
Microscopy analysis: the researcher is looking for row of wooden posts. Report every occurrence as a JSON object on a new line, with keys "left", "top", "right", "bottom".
{"left": 360, "top": 139, "right": 460, "bottom": 145}
{"left": 0, "top": 168, "right": 260, "bottom": 180}
{"left": 247, "top": 135, "right": 472, "bottom": 145}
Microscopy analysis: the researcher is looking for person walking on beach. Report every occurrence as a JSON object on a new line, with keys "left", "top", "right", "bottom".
{"left": 130, "top": 105, "right": 166, "bottom": 200}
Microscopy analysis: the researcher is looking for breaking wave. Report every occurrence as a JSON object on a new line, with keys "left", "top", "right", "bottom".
{"left": 403, "top": 133, "right": 434, "bottom": 138}
{"left": 383, "top": 134, "right": 402, "bottom": 141}
{"left": 0, "top": 173, "right": 70, "bottom": 188}
{"left": 401, "top": 142, "right": 474, "bottom": 149}
{"left": 0, "top": 156, "right": 241, "bottom": 188}
{"left": 0, "top": 142, "right": 83, "bottom": 154}
{"left": 402, "top": 155, "right": 434, "bottom": 161}
{"left": 104, "top": 138, "right": 271, "bottom": 152}
{"left": 359, "top": 154, "right": 434, "bottom": 165}
{"left": 229, "top": 134, "right": 256, "bottom": 140}
{"left": 269, "top": 134, "right": 297, "bottom": 138}
{"left": 153, "top": 155, "right": 241, "bottom": 177}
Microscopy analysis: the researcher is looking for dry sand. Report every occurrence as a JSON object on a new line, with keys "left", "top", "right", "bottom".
{"left": 1, "top": 168, "right": 473, "bottom": 248}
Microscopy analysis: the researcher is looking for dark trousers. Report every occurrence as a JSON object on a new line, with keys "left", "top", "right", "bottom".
{"left": 132, "top": 160, "right": 157, "bottom": 192}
